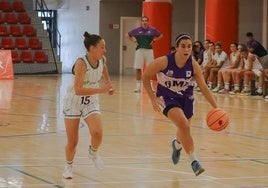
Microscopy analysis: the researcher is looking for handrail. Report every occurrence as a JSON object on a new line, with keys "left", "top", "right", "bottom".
{"left": 35, "top": 0, "right": 61, "bottom": 72}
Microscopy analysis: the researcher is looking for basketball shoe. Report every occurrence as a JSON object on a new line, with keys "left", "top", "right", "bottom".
{"left": 171, "top": 138, "right": 182, "bottom": 164}
{"left": 62, "top": 164, "right": 73, "bottom": 179}
{"left": 89, "top": 146, "right": 104, "bottom": 170}
{"left": 191, "top": 160, "right": 205, "bottom": 176}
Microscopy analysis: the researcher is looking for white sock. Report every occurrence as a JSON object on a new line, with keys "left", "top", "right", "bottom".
{"left": 89, "top": 146, "right": 97, "bottom": 156}
{"left": 189, "top": 152, "right": 198, "bottom": 163}
{"left": 208, "top": 82, "right": 212, "bottom": 89}
{"left": 174, "top": 139, "right": 182, "bottom": 150}
{"left": 234, "top": 84, "right": 240, "bottom": 91}
{"left": 244, "top": 85, "right": 249, "bottom": 91}
{"left": 66, "top": 160, "right": 73, "bottom": 165}
{"left": 224, "top": 83, "right": 230, "bottom": 90}
{"left": 136, "top": 81, "right": 141, "bottom": 89}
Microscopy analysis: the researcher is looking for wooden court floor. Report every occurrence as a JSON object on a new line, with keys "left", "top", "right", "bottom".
{"left": 0, "top": 74, "right": 268, "bottom": 188}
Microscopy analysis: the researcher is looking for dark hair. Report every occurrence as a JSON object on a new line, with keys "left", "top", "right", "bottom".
{"left": 83, "top": 32, "right": 102, "bottom": 51}
{"left": 238, "top": 43, "right": 248, "bottom": 52}
{"left": 141, "top": 16, "right": 149, "bottom": 21}
{"left": 246, "top": 32, "right": 253, "bottom": 37}
{"left": 215, "top": 42, "right": 222, "bottom": 48}
{"left": 175, "top": 32, "right": 193, "bottom": 47}
{"left": 170, "top": 46, "right": 176, "bottom": 52}
{"left": 204, "top": 39, "right": 211, "bottom": 43}
{"left": 230, "top": 42, "right": 238, "bottom": 47}
{"left": 194, "top": 40, "right": 204, "bottom": 50}
{"left": 209, "top": 41, "right": 215, "bottom": 46}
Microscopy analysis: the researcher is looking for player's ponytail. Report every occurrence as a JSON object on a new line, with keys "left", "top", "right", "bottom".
{"left": 83, "top": 32, "right": 102, "bottom": 51}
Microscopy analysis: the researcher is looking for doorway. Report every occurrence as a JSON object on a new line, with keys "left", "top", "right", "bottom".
{"left": 120, "top": 17, "right": 140, "bottom": 75}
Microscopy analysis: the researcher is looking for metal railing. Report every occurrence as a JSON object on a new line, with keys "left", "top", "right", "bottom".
{"left": 34, "top": 0, "right": 61, "bottom": 62}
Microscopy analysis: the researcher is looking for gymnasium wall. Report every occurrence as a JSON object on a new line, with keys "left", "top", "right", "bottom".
{"left": 99, "top": 1, "right": 143, "bottom": 75}
{"left": 57, "top": 0, "right": 268, "bottom": 74}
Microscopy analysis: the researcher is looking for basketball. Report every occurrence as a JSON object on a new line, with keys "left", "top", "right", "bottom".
{"left": 206, "top": 108, "right": 229, "bottom": 131}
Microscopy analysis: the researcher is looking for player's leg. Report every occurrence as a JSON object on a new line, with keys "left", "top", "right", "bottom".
{"left": 144, "top": 49, "right": 155, "bottom": 91}
{"left": 167, "top": 106, "right": 204, "bottom": 176}
{"left": 133, "top": 49, "right": 144, "bottom": 92}
{"left": 84, "top": 113, "right": 104, "bottom": 169}
{"left": 63, "top": 118, "right": 80, "bottom": 179}
{"left": 212, "top": 68, "right": 224, "bottom": 92}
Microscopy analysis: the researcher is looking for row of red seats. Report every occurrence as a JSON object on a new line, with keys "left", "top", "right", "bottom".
{"left": 0, "top": 1, "right": 25, "bottom": 12}
{"left": 0, "top": 24, "right": 36, "bottom": 36}
{"left": 0, "top": 12, "right": 30, "bottom": 24}
{"left": 12, "top": 50, "right": 48, "bottom": 63}
{"left": 1, "top": 37, "right": 42, "bottom": 49}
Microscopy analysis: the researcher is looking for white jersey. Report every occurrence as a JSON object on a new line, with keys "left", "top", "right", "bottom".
{"left": 202, "top": 50, "right": 209, "bottom": 67}
{"left": 214, "top": 51, "right": 229, "bottom": 68}
{"left": 63, "top": 56, "right": 104, "bottom": 119}
{"left": 244, "top": 53, "right": 262, "bottom": 70}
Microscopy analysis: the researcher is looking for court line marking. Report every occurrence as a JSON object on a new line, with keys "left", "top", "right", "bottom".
{"left": 8, "top": 167, "right": 63, "bottom": 188}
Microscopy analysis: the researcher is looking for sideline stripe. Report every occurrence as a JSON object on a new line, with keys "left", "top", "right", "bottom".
{"left": 8, "top": 167, "right": 63, "bottom": 188}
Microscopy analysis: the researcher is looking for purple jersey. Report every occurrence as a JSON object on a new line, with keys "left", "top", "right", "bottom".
{"left": 156, "top": 52, "right": 196, "bottom": 99}
{"left": 128, "top": 26, "right": 161, "bottom": 49}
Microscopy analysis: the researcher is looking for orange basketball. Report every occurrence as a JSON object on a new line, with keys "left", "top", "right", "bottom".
{"left": 206, "top": 108, "right": 229, "bottom": 131}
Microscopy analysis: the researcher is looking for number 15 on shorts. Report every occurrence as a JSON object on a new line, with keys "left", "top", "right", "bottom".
{"left": 81, "top": 96, "right": 91, "bottom": 105}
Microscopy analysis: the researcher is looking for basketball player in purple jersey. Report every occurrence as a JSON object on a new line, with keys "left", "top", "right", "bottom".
{"left": 143, "top": 33, "right": 218, "bottom": 176}
{"left": 126, "top": 16, "right": 163, "bottom": 92}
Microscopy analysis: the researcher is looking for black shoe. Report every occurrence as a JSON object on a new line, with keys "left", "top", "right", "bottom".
{"left": 191, "top": 160, "right": 205, "bottom": 176}
{"left": 171, "top": 138, "right": 182, "bottom": 165}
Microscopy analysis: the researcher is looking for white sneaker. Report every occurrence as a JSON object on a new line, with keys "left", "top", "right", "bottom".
{"left": 89, "top": 149, "right": 104, "bottom": 170}
{"left": 212, "top": 86, "right": 220, "bottom": 93}
{"left": 62, "top": 164, "right": 73, "bottom": 179}
{"left": 265, "top": 95, "right": 268, "bottom": 99}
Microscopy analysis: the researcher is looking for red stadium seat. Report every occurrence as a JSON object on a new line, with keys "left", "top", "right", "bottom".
{"left": 28, "top": 37, "right": 41, "bottom": 49}
{"left": 0, "top": 1, "right": 12, "bottom": 12}
{"left": 13, "top": 1, "right": 25, "bottom": 12}
{"left": 4, "top": 13, "right": 17, "bottom": 24}
{"left": 21, "top": 50, "right": 33, "bottom": 63}
{"left": 34, "top": 51, "right": 48, "bottom": 63}
{"left": 18, "top": 13, "right": 30, "bottom": 24}
{"left": 1, "top": 37, "right": 15, "bottom": 49}
{"left": 0, "top": 25, "right": 9, "bottom": 36}
{"left": 11, "top": 50, "right": 21, "bottom": 63}
{"left": 0, "top": 13, "right": 4, "bottom": 24}
{"left": 15, "top": 38, "right": 28, "bottom": 49}
{"left": 23, "top": 25, "right": 36, "bottom": 36}
{"left": 10, "top": 25, "right": 23, "bottom": 36}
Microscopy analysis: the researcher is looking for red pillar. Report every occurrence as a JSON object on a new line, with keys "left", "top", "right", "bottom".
{"left": 142, "top": 1, "right": 172, "bottom": 58}
{"left": 205, "top": 0, "right": 239, "bottom": 54}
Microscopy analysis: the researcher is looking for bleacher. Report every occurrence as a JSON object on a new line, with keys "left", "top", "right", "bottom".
{"left": 0, "top": 0, "right": 61, "bottom": 74}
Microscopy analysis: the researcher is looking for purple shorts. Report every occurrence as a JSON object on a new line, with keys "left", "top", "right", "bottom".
{"left": 162, "top": 96, "right": 194, "bottom": 119}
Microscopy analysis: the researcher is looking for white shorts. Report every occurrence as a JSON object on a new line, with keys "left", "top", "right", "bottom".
{"left": 252, "top": 69, "right": 262, "bottom": 77}
{"left": 134, "top": 48, "right": 154, "bottom": 69}
{"left": 63, "top": 93, "right": 100, "bottom": 119}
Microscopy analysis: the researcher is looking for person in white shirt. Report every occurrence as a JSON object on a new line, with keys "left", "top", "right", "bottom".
{"left": 207, "top": 42, "right": 229, "bottom": 90}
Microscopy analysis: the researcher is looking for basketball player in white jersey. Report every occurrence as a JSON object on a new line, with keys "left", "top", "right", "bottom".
{"left": 62, "top": 32, "right": 114, "bottom": 179}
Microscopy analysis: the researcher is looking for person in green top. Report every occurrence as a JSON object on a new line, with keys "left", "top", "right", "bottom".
{"left": 126, "top": 16, "right": 163, "bottom": 92}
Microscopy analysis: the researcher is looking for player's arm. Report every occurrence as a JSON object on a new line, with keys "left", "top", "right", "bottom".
{"left": 125, "top": 32, "right": 137, "bottom": 43}
{"left": 247, "top": 54, "right": 255, "bottom": 70}
{"left": 102, "top": 56, "right": 115, "bottom": 95}
{"left": 193, "top": 60, "right": 218, "bottom": 108}
{"left": 153, "top": 33, "right": 163, "bottom": 42}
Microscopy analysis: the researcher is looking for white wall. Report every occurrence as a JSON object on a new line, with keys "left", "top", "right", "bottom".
{"left": 57, "top": 0, "right": 100, "bottom": 73}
